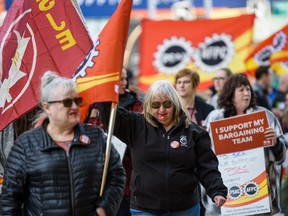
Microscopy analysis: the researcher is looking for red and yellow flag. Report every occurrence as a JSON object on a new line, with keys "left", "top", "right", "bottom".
{"left": 245, "top": 25, "right": 288, "bottom": 76}
{"left": 74, "top": 0, "right": 132, "bottom": 121}
{"left": 139, "top": 14, "right": 255, "bottom": 92}
{"left": 0, "top": 0, "right": 92, "bottom": 131}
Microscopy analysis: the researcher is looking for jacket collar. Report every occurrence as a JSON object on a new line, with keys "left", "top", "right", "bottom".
{"left": 39, "top": 119, "right": 89, "bottom": 151}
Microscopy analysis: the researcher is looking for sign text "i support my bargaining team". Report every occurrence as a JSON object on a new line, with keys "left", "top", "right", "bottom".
{"left": 210, "top": 111, "right": 273, "bottom": 155}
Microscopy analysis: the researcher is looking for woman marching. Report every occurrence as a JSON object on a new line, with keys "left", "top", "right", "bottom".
{"left": 98, "top": 80, "right": 227, "bottom": 215}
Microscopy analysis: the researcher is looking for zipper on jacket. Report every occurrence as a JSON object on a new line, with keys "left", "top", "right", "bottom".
{"left": 165, "top": 134, "right": 170, "bottom": 211}
{"left": 66, "top": 149, "right": 75, "bottom": 216}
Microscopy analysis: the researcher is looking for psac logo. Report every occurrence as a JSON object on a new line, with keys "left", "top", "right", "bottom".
{"left": 228, "top": 181, "right": 259, "bottom": 200}
{"left": 228, "top": 184, "right": 242, "bottom": 200}
{"left": 153, "top": 36, "right": 194, "bottom": 75}
{"left": 153, "top": 33, "right": 234, "bottom": 74}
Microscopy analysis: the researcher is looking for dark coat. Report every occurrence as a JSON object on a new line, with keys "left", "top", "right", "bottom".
{"left": 99, "top": 102, "right": 227, "bottom": 214}
{"left": 195, "top": 96, "right": 214, "bottom": 126}
{"left": 0, "top": 120, "right": 125, "bottom": 216}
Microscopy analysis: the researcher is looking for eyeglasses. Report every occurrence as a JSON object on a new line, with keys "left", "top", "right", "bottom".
{"left": 213, "top": 77, "right": 226, "bottom": 81}
{"left": 176, "top": 80, "right": 191, "bottom": 85}
{"left": 151, "top": 101, "right": 173, "bottom": 109}
{"left": 47, "top": 97, "right": 82, "bottom": 107}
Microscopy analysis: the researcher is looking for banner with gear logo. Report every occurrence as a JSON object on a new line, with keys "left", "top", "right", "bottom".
{"left": 245, "top": 24, "right": 288, "bottom": 76}
{"left": 218, "top": 148, "right": 270, "bottom": 216}
{"left": 139, "top": 14, "right": 254, "bottom": 92}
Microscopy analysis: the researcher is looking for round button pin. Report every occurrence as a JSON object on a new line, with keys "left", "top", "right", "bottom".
{"left": 170, "top": 141, "right": 180, "bottom": 149}
{"left": 80, "top": 135, "right": 90, "bottom": 144}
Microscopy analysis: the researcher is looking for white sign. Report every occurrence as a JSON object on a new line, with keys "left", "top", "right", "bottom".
{"left": 218, "top": 148, "right": 270, "bottom": 216}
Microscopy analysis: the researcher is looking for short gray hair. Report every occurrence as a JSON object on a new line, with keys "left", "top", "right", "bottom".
{"left": 41, "top": 71, "right": 77, "bottom": 102}
{"left": 33, "top": 71, "right": 77, "bottom": 126}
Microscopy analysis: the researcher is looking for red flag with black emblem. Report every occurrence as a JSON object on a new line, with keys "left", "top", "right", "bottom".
{"left": 139, "top": 14, "right": 255, "bottom": 92}
{"left": 0, "top": 0, "right": 92, "bottom": 131}
{"left": 245, "top": 24, "right": 288, "bottom": 75}
{"left": 74, "top": 0, "right": 132, "bottom": 122}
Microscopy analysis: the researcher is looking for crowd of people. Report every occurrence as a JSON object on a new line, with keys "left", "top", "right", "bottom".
{"left": 0, "top": 65, "right": 288, "bottom": 216}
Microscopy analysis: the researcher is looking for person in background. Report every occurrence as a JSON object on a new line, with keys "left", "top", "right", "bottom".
{"left": 118, "top": 68, "right": 143, "bottom": 113}
{"left": 125, "top": 67, "right": 145, "bottom": 104}
{"left": 253, "top": 66, "right": 274, "bottom": 110}
{"left": 175, "top": 68, "right": 214, "bottom": 126}
{"left": 98, "top": 80, "right": 227, "bottom": 216}
{"left": 272, "top": 74, "right": 288, "bottom": 120}
{"left": 86, "top": 68, "right": 143, "bottom": 216}
{"left": 279, "top": 97, "right": 288, "bottom": 214}
{"left": 204, "top": 74, "right": 287, "bottom": 215}
{"left": 0, "top": 71, "right": 126, "bottom": 216}
{"left": 203, "top": 85, "right": 216, "bottom": 102}
{"left": 280, "top": 92, "right": 288, "bottom": 137}
{"left": 207, "top": 68, "right": 232, "bottom": 108}
{"left": 174, "top": 68, "right": 214, "bottom": 216}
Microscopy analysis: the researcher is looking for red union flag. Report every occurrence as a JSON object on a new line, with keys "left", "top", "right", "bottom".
{"left": 74, "top": 0, "right": 132, "bottom": 121}
{"left": 245, "top": 24, "right": 288, "bottom": 75}
{"left": 0, "top": 0, "right": 92, "bottom": 131}
{"left": 139, "top": 14, "right": 254, "bottom": 92}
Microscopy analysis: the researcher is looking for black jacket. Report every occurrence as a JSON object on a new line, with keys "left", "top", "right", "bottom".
{"left": 0, "top": 120, "right": 125, "bottom": 216}
{"left": 195, "top": 96, "right": 214, "bottom": 126}
{"left": 99, "top": 102, "right": 227, "bottom": 213}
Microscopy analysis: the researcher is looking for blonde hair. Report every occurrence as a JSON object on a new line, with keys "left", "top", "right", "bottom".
{"left": 144, "top": 80, "right": 191, "bottom": 127}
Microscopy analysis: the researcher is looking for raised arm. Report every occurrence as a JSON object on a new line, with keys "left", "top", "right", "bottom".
{"left": 97, "top": 102, "right": 143, "bottom": 147}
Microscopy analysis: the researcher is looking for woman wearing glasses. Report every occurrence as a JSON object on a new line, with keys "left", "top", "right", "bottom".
{"left": 98, "top": 80, "right": 227, "bottom": 216}
{"left": 0, "top": 71, "right": 125, "bottom": 216}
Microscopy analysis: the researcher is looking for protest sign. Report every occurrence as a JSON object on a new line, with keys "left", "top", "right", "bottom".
{"left": 219, "top": 148, "right": 270, "bottom": 215}
{"left": 210, "top": 110, "right": 272, "bottom": 155}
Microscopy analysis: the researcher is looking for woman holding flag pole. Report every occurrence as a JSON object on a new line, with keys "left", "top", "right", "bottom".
{"left": 98, "top": 80, "right": 227, "bottom": 215}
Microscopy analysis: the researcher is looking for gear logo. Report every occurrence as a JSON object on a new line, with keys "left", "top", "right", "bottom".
{"left": 194, "top": 33, "right": 234, "bottom": 72}
{"left": 153, "top": 36, "right": 194, "bottom": 74}
{"left": 254, "top": 31, "right": 287, "bottom": 66}
{"left": 254, "top": 46, "right": 273, "bottom": 66}
{"left": 228, "top": 184, "right": 242, "bottom": 200}
{"left": 273, "top": 32, "right": 286, "bottom": 52}
{"left": 244, "top": 181, "right": 259, "bottom": 197}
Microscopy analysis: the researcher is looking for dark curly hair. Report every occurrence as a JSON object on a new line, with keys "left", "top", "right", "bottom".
{"left": 218, "top": 74, "right": 257, "bottom": 118}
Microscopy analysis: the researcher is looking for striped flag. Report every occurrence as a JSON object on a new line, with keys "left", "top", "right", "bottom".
{"left": 74, "top": 0, "right": 132, "bottom": 121}
{"left": 245, "top": 24, "right": 288, "bottom": 75}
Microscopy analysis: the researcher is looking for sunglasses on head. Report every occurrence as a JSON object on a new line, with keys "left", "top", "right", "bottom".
{"left": 47, "top": 97, "right": 82, "bottom": 107}
{"left": 151, "top": 100, "right": 173, "bottom": 109}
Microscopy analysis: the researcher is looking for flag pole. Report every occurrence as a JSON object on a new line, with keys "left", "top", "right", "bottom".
{"left": 100, "top": 102, "right": 118, "bottom": 196}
